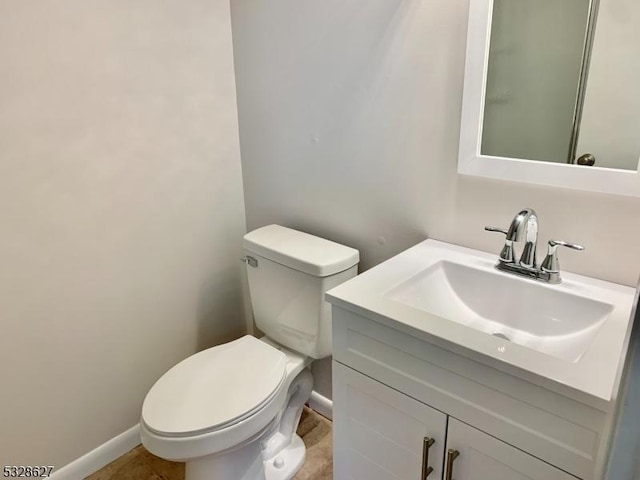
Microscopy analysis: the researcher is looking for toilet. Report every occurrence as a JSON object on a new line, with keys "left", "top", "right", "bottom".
{"left": 140, "top": 225, "right": 359, "bottom": 480}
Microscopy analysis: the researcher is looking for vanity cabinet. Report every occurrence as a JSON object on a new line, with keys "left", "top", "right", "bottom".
{"left": 333, "top": 362, "right": 447, "bottom": 479}
{"left": 334, "top": 363, "right": 577, "bottom": 480}
{"left": 331, "top": 307, "right": 614, "bottom": 480}
{"left": 444, "top": 418, "right": 576, "bottom": 480}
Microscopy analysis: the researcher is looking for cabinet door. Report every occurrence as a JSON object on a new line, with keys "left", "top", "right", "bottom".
{"left": 444, "top": 418, "right": 579, "bottom": 480}
{"left": 333, "top": 362, "right": 447, "bottom": 480}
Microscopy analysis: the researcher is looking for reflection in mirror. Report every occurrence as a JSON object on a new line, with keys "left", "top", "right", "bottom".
{"left": 576, "top": 0, "right": 640, "bottom": 170}
{"left": 479, "top": 0, "right": 640, "bottom": 171}
{"left": 482, "top": 0, "right": 590, "bottom": 164}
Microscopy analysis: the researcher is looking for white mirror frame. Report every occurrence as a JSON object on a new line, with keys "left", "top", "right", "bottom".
{"left": 458, "top": 0, "right": 640, "bottom": 197}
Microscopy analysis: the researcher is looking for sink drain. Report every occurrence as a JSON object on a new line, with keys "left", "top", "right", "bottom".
{"left": 492, "top": 332, "right": 511, "bottom": 341}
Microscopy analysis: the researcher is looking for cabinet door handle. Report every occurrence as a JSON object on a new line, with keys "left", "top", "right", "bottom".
{"left": 421, "top": 437, "right": 435, "bottom": 478}
{"left": 445, "top": 449, "right": 460, "bottom": 480}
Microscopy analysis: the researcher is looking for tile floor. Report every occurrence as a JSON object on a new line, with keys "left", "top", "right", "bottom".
{"left": 86, "top": 407, "right": 332, "bottom": 480}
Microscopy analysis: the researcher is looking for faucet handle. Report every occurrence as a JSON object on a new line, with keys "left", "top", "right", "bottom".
{"left": 484, "top": 226, "right": 508, "bottom": 235}
{"left": 484, "top": 226, "right": 515, "bottom": 263}
{"left": 541, "top": 240, "right": 584, "bottom": 283}
{"left": 548, "top": 240, "right": 584, "bottom": 251}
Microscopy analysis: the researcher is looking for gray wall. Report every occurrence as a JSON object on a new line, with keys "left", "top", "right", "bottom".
{"left": 0, "top": 0, "right": 246, "bottom": 467}
{"left": 230, "top": 0, "right": 640, "bottom": 401}
{"left": 606, "top": 285, "right": 640, "bottom": 480}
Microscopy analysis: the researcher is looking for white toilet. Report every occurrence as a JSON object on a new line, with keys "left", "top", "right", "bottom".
{"left": 140, "top": 225, "right": 359, "bottom": 480}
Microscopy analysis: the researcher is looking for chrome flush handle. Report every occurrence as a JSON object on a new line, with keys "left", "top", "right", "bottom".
{"left": 240, "top": 256, "right": 259, "bottom": 268}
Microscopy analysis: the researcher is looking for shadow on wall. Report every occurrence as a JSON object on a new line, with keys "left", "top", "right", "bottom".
{"left": 196, "top": 266, "right": 246, "bottom": 351}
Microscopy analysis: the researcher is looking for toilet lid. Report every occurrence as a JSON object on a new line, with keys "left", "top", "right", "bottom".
{"left": 142, "top": 335, "right": 287, "bottom": 436}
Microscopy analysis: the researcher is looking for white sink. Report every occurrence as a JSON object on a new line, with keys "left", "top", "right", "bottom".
{"left": 385, "top": 260, "right": 613, "bottom": 362}
{"left": 326, "top": 239, "right": 636, "bottom": 403}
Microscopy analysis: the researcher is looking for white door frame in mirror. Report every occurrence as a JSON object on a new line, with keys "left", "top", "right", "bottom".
{"left": 458, "top": 0, "right": 640, "bottom": 198}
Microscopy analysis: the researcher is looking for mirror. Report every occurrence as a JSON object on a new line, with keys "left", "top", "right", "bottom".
{"left": 459, "top": 0, "right": 640, "bottom": 196}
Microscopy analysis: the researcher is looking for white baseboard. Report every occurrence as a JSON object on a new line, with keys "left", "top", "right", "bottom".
{"left": 50, "top": 425, "right": 140, "bottom": 480}
{"left": 308, "top": 390, "right": 333, "bottom": 420}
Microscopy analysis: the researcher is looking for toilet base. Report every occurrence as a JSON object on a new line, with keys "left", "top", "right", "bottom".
{"left": 184, "top": 434, "right": 306, "bottom": 480}
{"left": 185, "top": 439, "right": 266, "bottom": 480}
{"left": 263, "top": 434, "right": 306, "bottom": 480}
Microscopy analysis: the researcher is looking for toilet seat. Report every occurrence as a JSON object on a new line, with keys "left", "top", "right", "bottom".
{"left": 142, "top": 335, "right": 287, "bottom": 437}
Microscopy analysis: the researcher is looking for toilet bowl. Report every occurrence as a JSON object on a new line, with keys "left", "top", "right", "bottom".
{"left": 140, "top": 225, "right": 359, "bottom": 480}
{"left": 141, "top": 336, "right": 312, "bottom": 480}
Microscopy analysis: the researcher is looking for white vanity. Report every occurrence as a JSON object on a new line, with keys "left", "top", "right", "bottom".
{"left": 327, "top": 240, "right": 636, "bottom": 480}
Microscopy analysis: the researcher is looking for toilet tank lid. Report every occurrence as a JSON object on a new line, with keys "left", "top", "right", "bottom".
{"left": 243, "top": 225, "right": 359, "bottom": 277}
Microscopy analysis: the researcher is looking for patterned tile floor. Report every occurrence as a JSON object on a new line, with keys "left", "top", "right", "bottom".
{"left": 86, "top": 407, "right": 332, "bottom": 480}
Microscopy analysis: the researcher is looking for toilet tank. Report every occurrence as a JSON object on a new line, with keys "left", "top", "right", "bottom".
{"left": 243, "top": 225, "right": 359, "bottom": 359}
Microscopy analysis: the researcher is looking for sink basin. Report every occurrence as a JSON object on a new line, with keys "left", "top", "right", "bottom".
{"left": 326, "top": 239, "right": 636, "bottom": 402}
{"left": 385, "top": 260, "right": 613, "bottom": 362}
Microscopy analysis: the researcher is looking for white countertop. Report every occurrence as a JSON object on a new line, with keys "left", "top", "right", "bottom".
{"left": 326, "top": 240, "right": 637, "bottom": 409}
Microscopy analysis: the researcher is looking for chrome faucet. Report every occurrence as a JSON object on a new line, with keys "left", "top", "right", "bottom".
{"left": 485, "top": 208, "right": 584, "bottom": 284}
